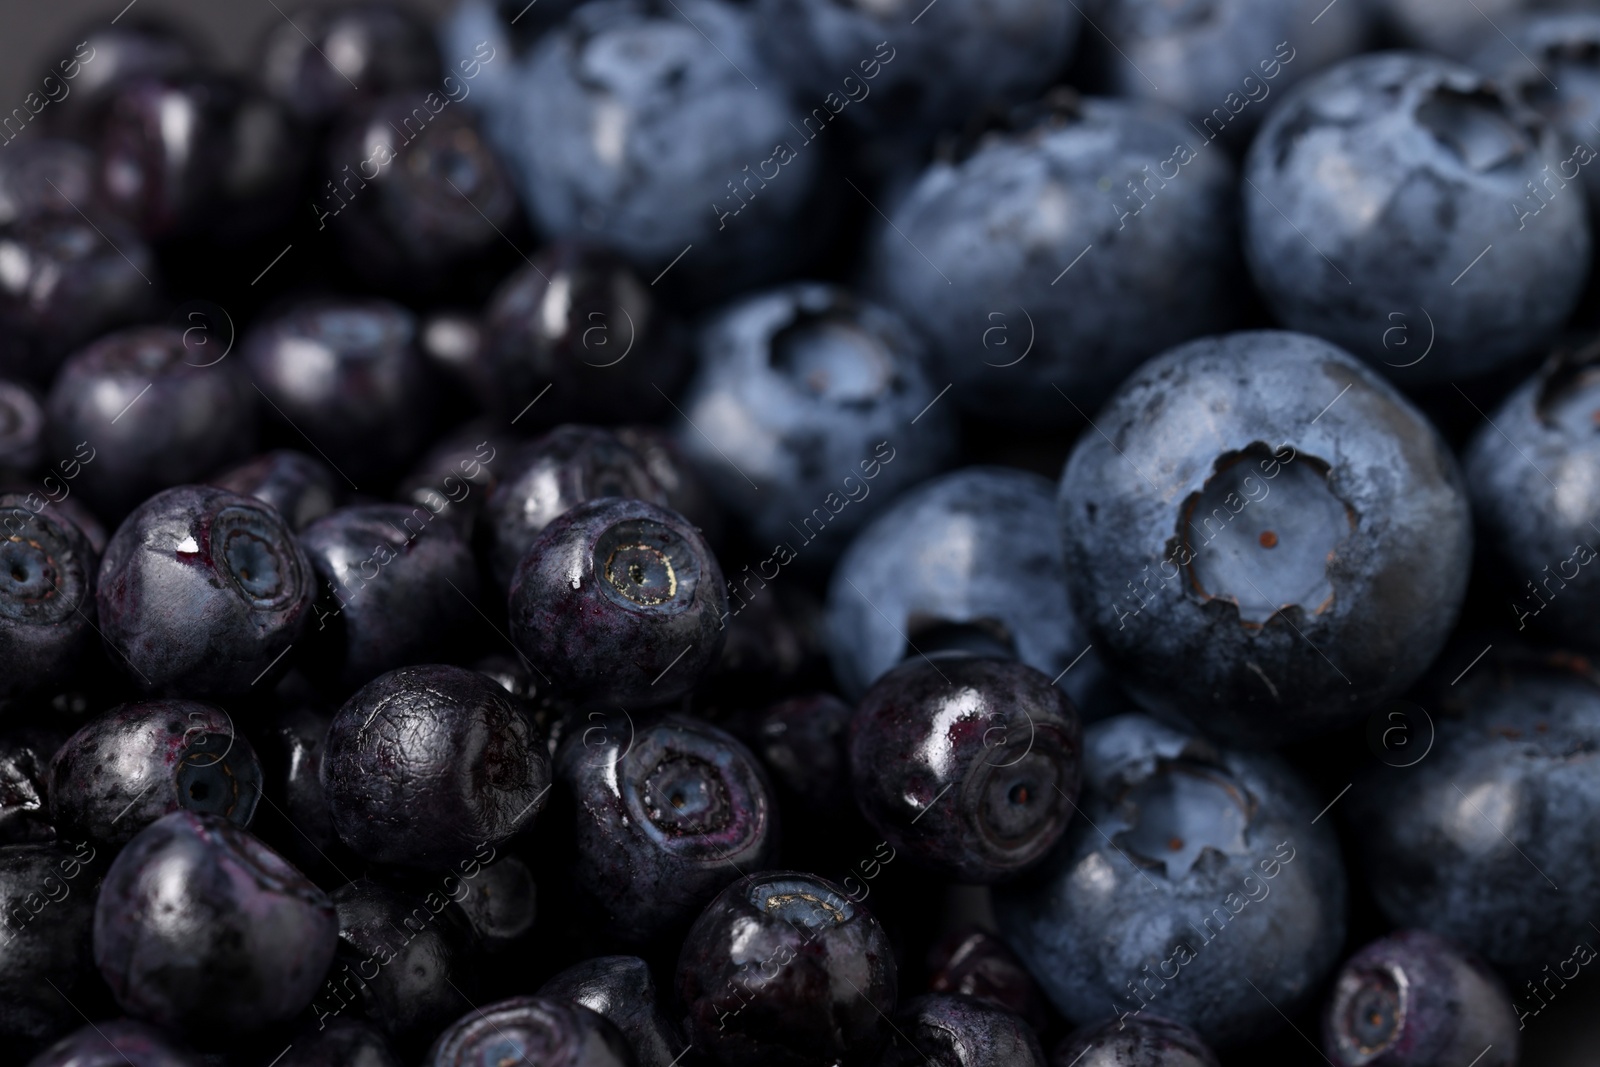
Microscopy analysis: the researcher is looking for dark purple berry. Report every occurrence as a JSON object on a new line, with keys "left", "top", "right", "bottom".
{"left": 395, "top": 426, "right": 504, "bottom": 540}
{"left": 0, "top": 842, "right": 101, "bottom": 1054}
{"left": 928, "top": 927, "right": 1049, "bottom": 1032}
{"left": 0, "top": 495, "right": 100, "bottom": 705}
{"left": 724, "top": 693, "right": 852, "bottom": 819}
{"left": 257, "top": 2, "right": 442, "bottom": 125}
{"left": 212, "top": 450, "right": 341, "bottom": 532}
{"left": 425, "top": 996, "right": 633, "bottom": 1067}
{"left": 25, "top": 1019, "right": 201, "bottom": 1067}
{"left": 250, "top": 701, "right": 341, "bottom": 882}
{"left": 613, "top": 425, "right": 721, "bottom": 547}
{"left": 540, "top": 955, "right": 687, "bottom": 1067}
{"left": 880, "top": 994, "right": 1047, "bottom": 1067}
{"left": 41, "top": 21, "right": 203, "bottom": 141}
{"left": 1051, "top": 1015, "right": 1221, "bottom": 1067}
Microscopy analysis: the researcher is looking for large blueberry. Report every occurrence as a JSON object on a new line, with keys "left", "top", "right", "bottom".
{"left": 881, "top": 994, "right": 1046, "bottom": 1067}
{"left": 867, "top": 95, "right": 1241, "bottom": 423}
{"left": 96, "top": 485, "right": 314, "bottom": 696}
{"left": 25, "top": 1020, "right": 201, "bottom": 1067}
{"left": 92, "top": 810, "right": 338, "bottom": 1037}
{"left": 540, "top": 955, "right": 687, "bottom": 1067}
{"left": 676, "top": 870, "right": 897, "bottom": 1067}
{"left": 0, "top": 842, "right": 101, "bottom": 1054}
{"left": 425, "top": 996, "right": 633, "bottom": 1067}
{"left": 321, "top": 665, "right": 551, "bottom": 869}
{"left": 674, "top": 283, "right": 954, "bottom": 562}
{"left": 257, "top": 1, "right": 442, "bottom": 125}
{"left": 0, "top": 495, "right": 100, "bottom": 705}
{"left": 1058, "top": 331, "right": 1471, "bottom": 745}
{"left": 508, "top": 497, "right": 726, "bottom": 707}
{"left": 556, "top": 712, "right": 777, "bottom": 944}
{"left": 48, "top": 699, "right": 260, "bottom": 846}
{"left": 1050, "top": 1015, "right": 1220, "bottom": 1067}
{"left": 850, "top": 656, "right": 1081, "bottom": 883}
{"left": 212, "top": 450, "right": 341, "bottom": 533}
{"left": 1243, "top": 52, "right": 1589, "bottom": 384}
{"left": 993, "top": 714, "right": 1347, "bottom": 1049}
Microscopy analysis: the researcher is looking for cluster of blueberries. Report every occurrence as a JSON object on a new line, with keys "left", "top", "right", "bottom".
{"left": 4, "top": 0, "right": 1600, "bottom": 1065}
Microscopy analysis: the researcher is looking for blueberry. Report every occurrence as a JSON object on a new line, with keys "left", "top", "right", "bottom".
{"left": 826, "top": 467, "right": 1104, "bottom": 708}
{"left": 1050, "top": 1015, "right": 1220, "bottom": 1067}
{"left": 320, "top": 664, "right": 551, "bottom": 869}
{"left": 866, "top": 95, "right": 1241, "bottom": 423}
{"left": 879, "top": 994, "right": 1047, "bottom": 1067}
{"left": 1378, "top": 0, "right": 1539, "bottom": 58}
{"left": 555, "top": 711, "right": 778, "bottom": 944}
{"left": 993, "top": 714, "right": 1347, "bottom": 1049}
{"left": 299, "top": 504, "right": 480, "bottom": 692}
{"left": 539, "top": 955, "right": 687, "bottom": 1067}
{"left": 39, "top": 21, "right": 203, "bottom": 141}
{"left": 674, "top": 283, "right": 954, "bottom": 562}
{"left": 927, "top": 927, "right": 1048, "bottom": 1031}
{"left": 1346, "top": 655, "right": 1600, "bottom": 974}
{"left": 96, "top": 485, "right": 313, "bottom": 696}
{"left": 478, "top": 241, "right": 690, "bottom": 427}
{"left": 0, "top": 140, "right": 98, "bottom": 229}
{"left": 25, "top": 1019, "right": 201, "bottom": 1067}
{"left": 46, "top": 328, "right": 256, "bottom": 520}
{"left": 425, "top": 996, "right": 633, "bottom": 1067}
{"left": 48, "top": 699, "right": 260, "bottom": 846}
{"left": 0, "top": 495, "right": 100, "bottom": 706}
{"left": 1058, "top": 331, "right": 1471, "bottom": 746}
{"left": 723, "top": 692, "right": 853, "bottom": 819}
{"left": 1243, "top": 52, "right": 1589, "bottom": 384}
{"left": 449, "top": 852, "right": 537, "bottom": 952}
{"left": 1323, "top": 929, "right": 1519, "bottom": 1067}
{"left": 256, "top": 1, "right": 443, "bottom": 126}
{"left": 242, "top": 299, "right": 436, "bottom": 485}
{"left": 0, "top": 725, "right": 68, "bottom": 843}
{"left": 212, "top": 450, "right": 341, "bottom": 533}
{"left": 0, "top": 842, "right": 101, "bottom": 1054}
{"left": 395, "top": 423, "right": 506, "bottom": 541}
{"left": 277, "top": 1018, "right": 401, "bottom": 1067}
{"left": 676, "top": 870, "right": 897, "bottom": 1067}
{"left": 93, "top": 810, "right": 339, "bottom": 1037}
{"left": 508, "top": 497, "right": 727, "bottom": 707}
{"left": 484, "top": 425, "right": 669, "bottom": 595}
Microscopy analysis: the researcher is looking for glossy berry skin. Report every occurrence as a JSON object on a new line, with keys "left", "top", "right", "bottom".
{"left": 1464, "top": 345, "right": 1600, "bottom": 649}
{"left": 850, "top": 656, "right": 1081, "bottom": 883}
{"left": 92, "top": 811, "right": 339, "bottom": 1038}
{"left": 1347, "top": 658, "right": 1600, "bottom": 973}
{"left": 540, "top": 955, "right": 686, "bottom": 1067}
{"left": 1058, "top": 332, "right": 1471, "bottom": 746}
{"left": 479, "top": 242, "right": 689, "bottom": 427}
{"left": 40, "top": 21, "right": 203, "bottom": 141}
{"left": 994, "top": 714, "right": 1347, "bottom": 1049}
{"left": 25, "top": 1020, "right": 201, "bottom": 1067}
{"left": 0, "top": 842, "right": 100, "bottom": 1053}
{"left": 1051, "top": 1016, "right": 1220, "bottom": 1067}
{"left": 278, "top": 1019, "right": 400, "bottom": 1067}
{"left": 827, "top": 468, "right": 1104, "bottom": 708}
{"left": 242, "top": 300, "right": 436, "bottom": 484}
{"left": 928, "top": 927, "right": 1048, "bottom": 1031}
{"left": 1243, "top": 52, "right": 1589, "bottom": 384}
{"left": 321, "top": 665, "right": 551, "bottom": 869}
{"left": 0, "top": 381, "right": 45, "bottom": 476}
{"left": 724, "top": 693, "right": 852, "bottom": 819}
{"left": 867, "top": 96, "right": 1240, "bottom": 423}
{"left": 0, "top": 726, "right": 67, "bottom": 844}
{"left": 46, "top": 328, "right": 256, "bottom": 520}
{"left": 299, "top": 504, "right": 479, "bottom": 691}
{"left": 257, "top": 1, "right": 442, "bottom": 125}
{"left": 97, "top": 485, "right": 314, "bottom": 696}
{"left": 509, "top": 498, "right": 727, "bottom": 707}
{"left": 485, "top": 425, "right": 669, "bottom": 594}
{"left": 556, "top": 712, "right": 778, "bottom": 945}
{"left": 425, "top": 996, "right": 633, "bottom": 1067}
{"left": 1322, "top": 930, "right": 1518, "bottom": 1067}
{"left": 675, "top": 283, "right": 954, "bottom": 561}
{"left": 0, "top": 495, "right": 100, "bottom": 705}
{"left": 880, "top": 994, "right": 1046, "bottom": 1067}
{"left": 48, "top": 699, "right": 260, "bottom": 846}
{"left": 676, "top": 870, "right": 897, "bottom": 1067}
{"left": 212, "top": 450, "right": 340, "bottom": 533}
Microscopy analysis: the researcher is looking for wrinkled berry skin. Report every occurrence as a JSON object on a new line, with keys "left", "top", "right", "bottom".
{"left": 0, "top": 381, "right": 45, "bottom": 475}
{"left": 851, "top": 656, "right": 1081, "bottom": 883}
{"left": 257, "top": 2, "right": 442, "bottom": 125}
{"left": 1244, "top": 52, "right": 1589, "bottom": 384}
{"left": 928, "top": 927, "right": 1048, "bottom": 1031}
{"left": 994, "top": 715, "right": 1347, "bottom": 1049}
{"left": 1058, "top": 332, "right": 1471, "bottom": 746}
{"left": 0, "top": 842, "right": 100, "bottom": 1054}
{"left": 540, "top": 955, "right": 686, "bottom": 1067}
{"left": 485, "top": 425, "right": 669, "bottom": 594}
{"left": 46, "top": 328, "right": 256, "bottom": 520}
{"left": 1051, "top": 1015, "right": 1220, "bottom": 1067}
{"left": 243, "top": 300, "right": 436, "bottom": 484}
{"left": 509, "top": 498, "right": 727, "bottom": 707}
{"left": 0, "top": 496, "right": 100, "bottom": 705}
{"left": 278, "top": 1018, "right": 400, "bottom": 1067}
{"left": 1322, "top": 930, "right": 1518, "bottom": 1067}
{"left": 1347, "top": 658, "right": 1600, "bottom": 974}
{"left": 92, "top": 811, "right": 338, "bottom": 1038}
{"left": 25, "top": 1019, "right": 201, "bottom": 1067}
{"left": 300, "top": 504, "right": 479, "bottom": 692}
{"left": 867, "top": 96, "right": 1241, "bottom": 424}
{"left": 321, "top": 665, "right": 551, "bottom": 869}
{"left": 880, "top": 994, "right": 1046, "bottom": 1067}
{"left": 0, "top": 726, "right": 68, "bottom": 844}
{"left": 1464, "top": 344, "right": 1600, "bottom": 649}
{"left": 49, "top": 699, "right": 261, "bottom": 847}
{"left": 675, "top": 283, "right": 953, "bottom": 562}
{"left": 828, "top": 468, "right": 1105, "bottom": 709}
{"left": 725, "top": 693, "right": 852, "bottom": 819}
{"left": 556, "top": 712, "right": 778, "bottom": 945}
{"left": 479, "top": 243, "right": 689, "bottom": 428}
{"left": 213, "top": 450, "right": 341, "bottom": 533}
{"left": 676, "top": 870, "right": 897, "bottom": 1067}
{"left": 425, "top": 996, "right": 633, "bottom": 1067}
{"left": 97, "top": 485, "right": 314, "bottom": 696}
